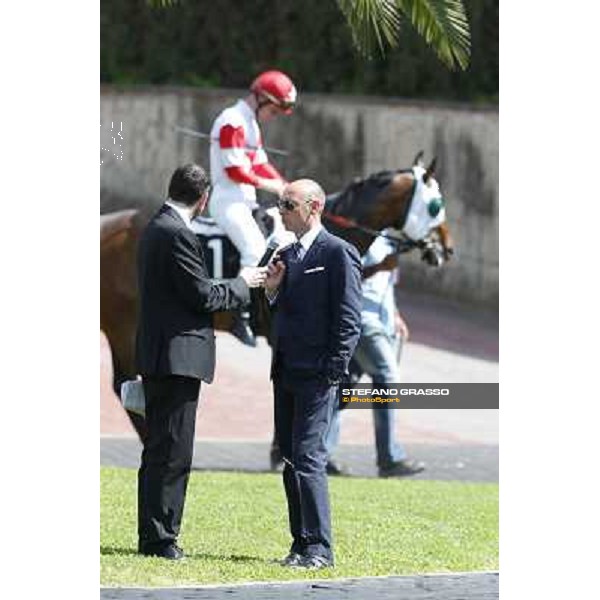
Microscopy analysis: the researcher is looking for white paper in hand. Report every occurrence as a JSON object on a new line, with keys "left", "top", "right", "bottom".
{"left": 120, "top": 379, "right": 145, "bottom": 418}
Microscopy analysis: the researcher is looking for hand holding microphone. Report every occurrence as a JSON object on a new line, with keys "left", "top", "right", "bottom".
{"left": 240, "top": 238, "right": 284, "bottom": 289}
{"left": 265, "top": 260, "right": 286, "bottom": 293}
{"left": 257, "top": 237, "right": 281, "bottom": 267}
{"left": 258, "top": 237, "right": 286, "bottom": 293}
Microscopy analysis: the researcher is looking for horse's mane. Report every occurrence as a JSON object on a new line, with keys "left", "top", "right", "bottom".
{"left": 325, "top": 168, "right": 412, "bottom": 223}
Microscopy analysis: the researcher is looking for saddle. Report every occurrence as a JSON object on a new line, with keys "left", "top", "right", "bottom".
{"left": 188, "top": 206, "right": 278, "bottom": 279}
{"left": 188, "top": 206, "right": 282, "bottom": 346}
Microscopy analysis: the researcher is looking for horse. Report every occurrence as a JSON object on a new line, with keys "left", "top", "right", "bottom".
{"left": 100, "top": 153, "right": 454, "bottom": 438}
{"left": 321, "top": 152, "right": 453, "bottom": 263}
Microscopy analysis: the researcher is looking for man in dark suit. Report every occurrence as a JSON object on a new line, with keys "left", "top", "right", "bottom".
{"left": 136, "top": 164, "right": 266, "bottom": 560}
{"left": 264, "top": 179, "right": 362, "bottom": 569}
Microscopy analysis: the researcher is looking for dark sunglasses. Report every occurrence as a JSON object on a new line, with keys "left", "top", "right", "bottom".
{"left": 276, "top": 197, "right": 311, "bottom": 212}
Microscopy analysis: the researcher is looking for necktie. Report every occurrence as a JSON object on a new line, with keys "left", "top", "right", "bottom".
{"left": 293, "top": 241, "right": 305, "bottom": 262}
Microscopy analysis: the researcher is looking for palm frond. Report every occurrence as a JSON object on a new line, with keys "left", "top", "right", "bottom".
{"left": 336, "top": 0, "right": 402, "bottom": 58}
{"left": 149, "top": 0, "right": 470, "bottom": 71}
{"left": 148, "top": 0, "right": 178, "bottom": 7}
{"left": 396, "top": 0, "right": 471, "bottom": 70}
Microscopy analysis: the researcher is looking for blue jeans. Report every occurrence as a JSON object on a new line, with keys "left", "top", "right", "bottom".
{"left": 326, "top": 321, "right": 407, "bottom": 468}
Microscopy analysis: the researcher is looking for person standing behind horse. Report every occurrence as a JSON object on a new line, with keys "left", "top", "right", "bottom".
{"left": 326, "top": 233, "right": 425, "bottom": 477}
{"left": 209, "top": 70, "right": 297, "bottom": 346}
{"left": 264, "top": 179, "right": 362, "bottom": 569}
{"left": 136, "top": 164, "right": 266, "bottom": 560}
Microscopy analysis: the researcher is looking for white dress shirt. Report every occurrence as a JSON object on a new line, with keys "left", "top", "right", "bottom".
{"left": 294, "top": 223, "right": 323, "bottom": 260}
{"left": 165, "top": 199, "right": 194, "bottom": 229}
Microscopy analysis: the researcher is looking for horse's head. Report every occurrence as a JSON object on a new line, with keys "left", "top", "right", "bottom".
{"left": 324, "top": 152, "right": 454, "bottom": 265}
{"left": 403, "top": 152, "right": 455, "bottom": 267}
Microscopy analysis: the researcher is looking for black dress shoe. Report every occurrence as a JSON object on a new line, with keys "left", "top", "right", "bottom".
{"left": 139, "top": 543, "right": 185, "bottom": 560}
{"left": 379, "top": 459, "right": 425, "bottom": 478}
{"left": 326, "top": 459, "right": 352, "bottom": 476}
{"left": 279, "top": 552, "right": 303, "bottom": 566}
{"left": 295, "top": 554, "right": 334, "bottom": 569}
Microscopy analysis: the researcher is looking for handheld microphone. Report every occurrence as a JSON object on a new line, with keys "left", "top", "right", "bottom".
{"left": 257, "top": 237, "right": 281, "bottom": 267}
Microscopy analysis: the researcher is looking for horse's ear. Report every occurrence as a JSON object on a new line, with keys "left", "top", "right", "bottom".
{"left": 413, "top": 150, "right": 424, "bottom": 167}
{"left": 423, "top": 157, "right": 437, "bottom": 183}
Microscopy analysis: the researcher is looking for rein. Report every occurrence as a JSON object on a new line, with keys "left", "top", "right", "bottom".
{"left": 323, "top": 212, "right": 420, "bottom": 253}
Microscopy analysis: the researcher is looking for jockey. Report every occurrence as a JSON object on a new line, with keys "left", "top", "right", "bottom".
{"left": 209, "top": 70, "right": 297, "bottom": 346}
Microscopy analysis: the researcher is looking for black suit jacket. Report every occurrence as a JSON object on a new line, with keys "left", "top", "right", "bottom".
{"left": 270, "top": 227, "right": 362, "bottom": 381}
{"left": 136, "top": 204, "right": 250, "bottom": 382}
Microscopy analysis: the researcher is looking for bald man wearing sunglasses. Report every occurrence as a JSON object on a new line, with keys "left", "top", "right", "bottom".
{"left": 264, "top": 179, "right": 362, "bottom": 569}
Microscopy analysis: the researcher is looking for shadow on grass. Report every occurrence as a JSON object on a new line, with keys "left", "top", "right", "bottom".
{"left": 187, "top": 553, "right": 265, "bottom": 564}
{"left": 101, "top": 545, "right": 265, "bottom": 564}
{"left": 101, "top": 546, "right": 138, "bottom": 557}
{"left": 191, "top": 466, "right": 283, "bottom": 476}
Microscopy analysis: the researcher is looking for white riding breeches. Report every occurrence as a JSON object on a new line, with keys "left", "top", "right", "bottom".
{"left": 208, "top": 194, "right": 266, "bottom": 267}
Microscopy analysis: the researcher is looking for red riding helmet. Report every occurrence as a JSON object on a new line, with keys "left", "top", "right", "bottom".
{"left": 250, "top": 70, "right": 297, "bottom": 114}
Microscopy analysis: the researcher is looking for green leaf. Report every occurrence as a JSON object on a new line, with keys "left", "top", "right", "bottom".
{"left": 336, "top": 0, "right": 402, "bottom": 58}
{"left": 396, "top": 0, "right": 471, "bottom": 70}
{"left": 337, "top": 0, "right": 470, "bottom": 70}
{"left": 148, "top": 0, "right": 179, "bottom": 7}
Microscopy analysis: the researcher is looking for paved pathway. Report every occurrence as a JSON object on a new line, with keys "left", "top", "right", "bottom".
{"left": 101, "top": 289, "right": 498, "bottom": 442}
{"left": 101, "top": 572, "right": 499, "bottom": 599}
{"left": 101, "top": 438, "right": 498, "bottom": 482}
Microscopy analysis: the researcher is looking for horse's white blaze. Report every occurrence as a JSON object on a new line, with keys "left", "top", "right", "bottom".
{"left": 403, "top": 166, "right": 446, "bottom": 241}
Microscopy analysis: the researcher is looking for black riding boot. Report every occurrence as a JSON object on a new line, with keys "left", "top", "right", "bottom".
{"left": 231, "top": 310, "right": 257, "bottom": 347}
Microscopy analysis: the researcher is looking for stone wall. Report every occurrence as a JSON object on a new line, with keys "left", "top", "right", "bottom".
{"left": 101, "top": 85, "right": 498, "bottom": 307}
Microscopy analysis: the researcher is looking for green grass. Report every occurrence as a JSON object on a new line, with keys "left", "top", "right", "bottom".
{"left": 101, "top": 466, "right": 498, "bottom": 586}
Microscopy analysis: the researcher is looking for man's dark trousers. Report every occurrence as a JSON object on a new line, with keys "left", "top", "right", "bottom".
{"left": 138, "top": 375, "right": 200, "bottom": 551}
{"left": 274, "top": 365, "right": 337, "bottom": 562}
